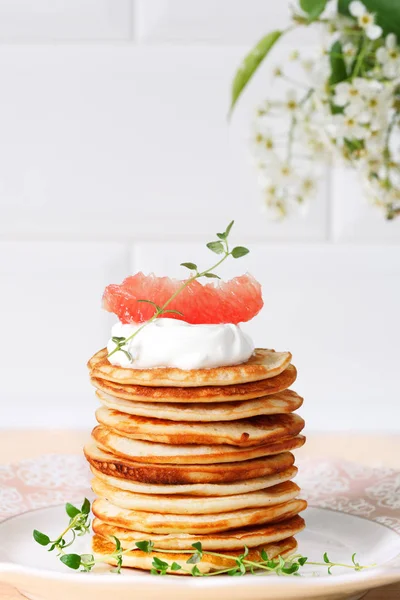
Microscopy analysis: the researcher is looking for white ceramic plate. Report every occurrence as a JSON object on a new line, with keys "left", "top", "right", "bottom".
{"left": 0, "top": 505, "right": 399, "bottom": 600}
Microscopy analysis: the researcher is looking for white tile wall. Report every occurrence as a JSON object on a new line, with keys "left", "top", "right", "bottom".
{"left": 0, "top": 0, "right": 398, "bottom": 431}
{"left": 0, "top": 44, "right": 328, "bottom": 242}
{"left": 0, "top": 0, "right": 132, "bottom": 41}
{"left": 134, "top": 0, "right": 321, "bottom": 45}
{"left": 0, "top": 243, "right": 129, "bottom": 428}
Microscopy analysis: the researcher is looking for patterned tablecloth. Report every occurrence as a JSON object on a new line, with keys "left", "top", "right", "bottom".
{"left": 1, "top": 454, "right": 399, "bottom": 531}
{"left": 1, "top": 453, "right": 400, "bottom": 600}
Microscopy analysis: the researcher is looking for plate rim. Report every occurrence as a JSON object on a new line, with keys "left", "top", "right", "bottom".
{"left": 0, "top": 505, "right": 399, "bottom": 593}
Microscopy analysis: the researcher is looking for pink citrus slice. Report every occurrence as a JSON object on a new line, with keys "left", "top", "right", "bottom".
{"left": 103, "top": 272, "right": 263, "bottom": 325}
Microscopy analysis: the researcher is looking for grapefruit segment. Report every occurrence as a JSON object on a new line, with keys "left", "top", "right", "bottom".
{"left": 103, "top": 272, "right": 263, "bottom": 325}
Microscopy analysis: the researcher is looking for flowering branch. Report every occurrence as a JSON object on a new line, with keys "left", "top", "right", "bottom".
{"left": 231, "top": 0, "right": 400, "bottom": 220}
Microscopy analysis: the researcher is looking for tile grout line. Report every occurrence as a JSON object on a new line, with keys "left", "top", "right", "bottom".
{"left": 129, "top": 0, "right": 135, "bottom": 42}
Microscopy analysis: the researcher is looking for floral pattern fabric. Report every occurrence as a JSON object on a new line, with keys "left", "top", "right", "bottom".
{"left": 0, "top": 455, "right": 399, "bottom": 534}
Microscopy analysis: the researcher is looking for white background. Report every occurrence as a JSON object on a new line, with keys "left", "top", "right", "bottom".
{"left": 0, "top": 0, "right": 399, "bottom": 431}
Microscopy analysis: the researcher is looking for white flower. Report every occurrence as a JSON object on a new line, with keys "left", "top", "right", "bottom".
{"left": 259, "top": 157, "right": 298, "bottom": 187}
{"left": 349, "top": 1, "right": 382, "bottom": 39}
{"left": 273, "top": 65, "right": 283, "bottom": 78}
{"left": 256, "top": 100, "right": 273, "bottom": 117}
{"left": 334, "top": 78, "right": 385, "bottom": 125}
{"left": 344, "top": 101, "right": 370, "bottom": 123}
{"left": 302, "top": 59, "right": 315, "bottom": 73}
{"left": 250, "top": 121, "right": 277, "bottom": 160}
{"left": 334, "top": 79, "right": 365, "bottom": 107}
{"left": 276, "top": 161, "right": 298, "bottom": 186}
{"left": 376, "top": 34, "right": 400, "bottom": 78}
{"left": 333, "top": 113, "right": 368, "bottom": 139}
{"left": 300, "top": 176, "right": 318, "bottom": 198}
{"left": 261, "top": 181, "right": 287, "bottom": 219}
{"left": 362, "top": 79, "right": 383, "bottom": 96}
{"left": 388, "top": 166, "right": 400, "bottom": 189}
{"left": 284, "top": 90, "right": 299, "bottom": 112}
{"left": 343, "top": 43, "right": 356, "bottom": 58}
{"left": 365, "top": 132, "right": 384, "bottom": 157}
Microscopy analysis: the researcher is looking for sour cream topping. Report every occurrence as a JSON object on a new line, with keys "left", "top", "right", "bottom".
{"left": 107, "top": 318, "right": 255, "bottom": 370}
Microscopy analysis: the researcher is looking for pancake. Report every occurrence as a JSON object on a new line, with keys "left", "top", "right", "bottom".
{"left": 88, "top": 348, "right": 292, "bottom": 387}
{"left": 92, "top": 497, "right": 307, "bottom": 534}
{"left": 92, "top": 423, "right": 305, "bottom": 464}
{"left": 95, "top": 388, "right": 303, "bottom": 421}
{"left": 91, "top": 478, "right": 300, "bottom": 514}
{"left": 92, "top": 514, "right": 305, "bottom": 550}
{"left": 92, "top": 534, "right": 298, "bottom": 574}
{"left": 95, "top": 408, "right": 305, "bottom": 447}
{"left": 84, "top": 440, "right": 305, "bottom": 484}
{"left": 90, "top": 464, "right": 298, "bottom": 496}
{"left": 90, "top": 364, "right": 297, "bottom": 403}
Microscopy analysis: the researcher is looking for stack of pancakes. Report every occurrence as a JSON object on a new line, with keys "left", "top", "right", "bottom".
{"left": 84, "top": 347, "right": 307, "bottom": 574}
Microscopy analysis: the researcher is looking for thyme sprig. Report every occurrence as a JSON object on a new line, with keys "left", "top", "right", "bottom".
{"left": 33, "top": 500, "right": 374, "bottom": 576}
{"left": 107, "top": 220, "right": 249, "bottom": 361}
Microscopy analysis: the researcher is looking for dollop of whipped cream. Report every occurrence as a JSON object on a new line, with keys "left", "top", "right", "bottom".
{"left": 107, "top": 318, "right": 255, "bottom": 370}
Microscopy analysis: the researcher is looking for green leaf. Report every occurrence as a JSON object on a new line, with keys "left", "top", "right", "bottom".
{"left": 162, "top": 309, "right": 184, "bottom": 316}
{"left": 329, "top": 41, "right": 347, "bottom": 86}
{"left": 338, "top": 0, "right": 400, "bottom": 38}
{"left": 112, "top": 336, "right": 126, "bottom": 343}
{"left": 231, "top": 246, "right": 250, "bottom": 258}
{"left": 171, "top": 562, "right": 182, "bottom": 571}
{"left": 152, "top": 556, "right": 168, "bottom": 569}
{"left": 137, "top": 299, "right": 162, "bottom": 312}
{"left": 298, "top": 556, "right": 308, "bottom": 566}
{"left": 191, "top": 565, "right": 202, "bottom": 577}
{"left": 203, "top": 273, "right": 221, "bottom": 279}
{"left": 216, "top": 232, "right": 227, "bottom": 240}
{"left": 261, "top": 549, "right": 271, "bottom": 562}
{"left": 112, "top": 553, "right": 123, "bottom": 574}
{"left": 80, "top": 553, "right": 94, "bottom": 563}
{"left": 65, "top": 503, "right": 80, "bottom": 519}
{"left": 238, "top": 545, "right": 249, "bottom": 562}
{"left": 300, "top": 0, "right": 328, "bottom": 20}
{"left": 267, "top": 560, "right": 278, "bottom": 569}
{"left": 180, "top": 262, "right": 198, "bottom": 271}
{"left": 120, "top": 349, "right": 133, "bottom": 361}
{"left": 81, "top": 498, "right": 90, "bottom": 515}
{"left": 282, "top": 563, "right": 300, "bottom": 574}
{"left": 186, "top": 553, "right": 201, "bottom": 564}
{"left": 206, "top": 241, "right": 225, "bottom": 254}
{"left": 227, "top": 567, "right": 239, "bottom": 575}
{"left": 323, "top": 552, "right": 330, "bottom": 564}
{"left": 80, "top": 553, "right": 95, "bottom": 571}
{"left": 111, "top": 536, "right": 122, "bottom": 552}
{"left": 225, "top": 220, "right": 235, "bottom": 237}
{"left": 135, "top": 540, "right": 154, "bottom": 553}
{"left": 230, "top": 31, "right": 283, "bottom": 114}
{"left": 60, "top": 554, "right": 82, "bottom": 570}
{"left": 33, "top": 530, "right": 50, "bottom": 546}
{"left": 237, "top": 560, "right": 246, "bottom": 574}
{"left": 191, "top": 542, "right": 203, "bottom": 553}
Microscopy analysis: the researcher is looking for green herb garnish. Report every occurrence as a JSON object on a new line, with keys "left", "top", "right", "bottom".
{"left": 107, "top": 220, "right": 249, "bottom": 361}
{"left": 34, "top": 499, "right": 374, "bottom": 576}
